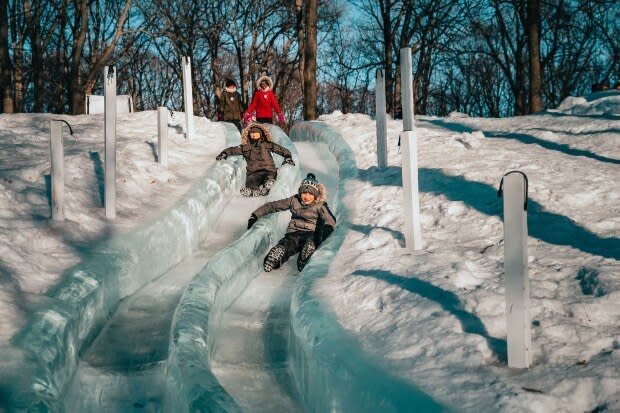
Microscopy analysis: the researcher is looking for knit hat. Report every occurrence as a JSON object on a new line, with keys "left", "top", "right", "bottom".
{"left": 299, "top": 173, "right": 320, "bottom": 197}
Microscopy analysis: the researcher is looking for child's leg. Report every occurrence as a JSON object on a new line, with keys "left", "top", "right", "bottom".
{"left": 296, "top": 233, "right": 316, "bottom": 271}
{"left": 258, "top": 171, "right": 277, "bottom": 196}
{"left": 241, "top": 171, "right": 269, "bottom": 197}
{"left": 264, "top": 233, "right": 303, "bottom": 272}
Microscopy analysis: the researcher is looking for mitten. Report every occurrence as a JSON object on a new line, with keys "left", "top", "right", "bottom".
{"left": 216, "top": 152, "right": 227, "bottom": 160}
{"left": 283, "top": 157, "right": 295, "bottom": 166}
{"left": 277, "top": 113, "right": 285, "bottom": 124}
{"left": 243, "top": 112, "right": 252, "bottom": 123}
{"left": 247, "top": 214, "right": 258, "bottom": 229}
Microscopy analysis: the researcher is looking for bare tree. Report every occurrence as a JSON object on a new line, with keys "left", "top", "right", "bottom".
{"left": 302, "top": 0, "right": 318, "bottom": 120}
{"left": 0, "top": 0, "right": 13, "bottom": 112}
{"left": 526, "top": 0, "right": 542, "bottom": 112}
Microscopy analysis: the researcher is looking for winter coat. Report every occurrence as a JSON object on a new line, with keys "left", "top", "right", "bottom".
{"left": 252, "top": 182, "right": 336, "bottom": 237}
{"left": 245, "top": 75, "right": 283, "bottom": 120}
{"left": 218, "top": 86, "right": 244, "bottom": 121}
{"left": 220, "top": 123, "right": 292, "bottom": 173}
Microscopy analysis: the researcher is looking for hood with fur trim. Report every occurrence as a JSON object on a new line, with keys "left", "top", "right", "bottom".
{"left": 255, "top": 75, "right": 273, "bottom": 91}
{"left": 240, "top": 122, "right": 273, "bottom": 145}
{"left": 299, "top": 182, "right": 328, "bottom": 205}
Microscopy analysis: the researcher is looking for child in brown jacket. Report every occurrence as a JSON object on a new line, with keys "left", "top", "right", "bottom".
{"left": 216, "top": 123, "right": 294, "bottom": 196}
{"left": 247, "top": 173, "right": 336, "bottom": 271}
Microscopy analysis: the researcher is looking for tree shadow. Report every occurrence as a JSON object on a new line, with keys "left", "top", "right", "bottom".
{"left": 353, "top": 269, "right": 507, "bottom": 363}
{"left": 357, "top": 166, "right": 620, "bottom": 260}
{"left": 485, "top": 131, "right": 620, "bottom": 165}
{"left": 89, "top": 151, "right": 105, "bottom": 207}
{"left": 145, "top": 141, "right": 159, "bottom": 162}
{"left": 350, "top": 223, "right": 406, "bottom": 247}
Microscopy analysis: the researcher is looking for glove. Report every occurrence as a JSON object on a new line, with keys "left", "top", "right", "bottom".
{"left": 277, "top": 113, "right": 285, "bottom": 124}
{"left": 247, "top": 214, "right": 258, "bottom": 229}
{"left": 216, "top": 152, "right": 227, "bottom": 160}
{"left": 283, "top": 157, "right": 295, "bottom": 166}
{"left": 243, "top": 112, "right": 252, "bottom": 124}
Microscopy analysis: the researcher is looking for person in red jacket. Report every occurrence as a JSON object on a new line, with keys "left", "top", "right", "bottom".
{"left": 243, "top": 75, "right": 286, "bottom": 126}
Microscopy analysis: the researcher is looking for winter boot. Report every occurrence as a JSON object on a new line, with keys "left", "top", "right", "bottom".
{"left": 296, "top": 239, "right": 316, "bottom": 271}
{"left": 240, "top": 187, "right": 253, "bottom": 197}
{"left": 264, "top": 245, "right": 285, "bottom": 272}
{"left": 258, "top": 179, "right": 276, "bottom": 196}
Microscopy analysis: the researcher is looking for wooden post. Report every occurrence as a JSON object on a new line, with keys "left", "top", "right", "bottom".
{"left": 158, "top": 107, "right": 168, "bottom": 167}
{"left": 375, "top": 69, "right": 388, "bottom": 169}
{"left": 500, "top": 171, "right": 531, "bottom": 368}
{"left": 400, "top": 48, "right": 422, "bottom": 250}
{"left": 182, "top": 56, "right": 195, "bottom": 140}
{"left": 104, "top": 66, "right": 117, "bottom": 219}
{"left": 50, "top": 120, "right": 65, "bottom": 221}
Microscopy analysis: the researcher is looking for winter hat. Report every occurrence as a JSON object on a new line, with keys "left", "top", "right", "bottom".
{"left": 299, "top": 173, "right": 320, "bottom": 197}
{"left": 224, "top": 79, "right": 236, "bottom": 88}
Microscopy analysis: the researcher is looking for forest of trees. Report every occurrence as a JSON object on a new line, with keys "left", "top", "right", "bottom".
{"left": 0, "top": 0, "right": 618, "bottom": 119}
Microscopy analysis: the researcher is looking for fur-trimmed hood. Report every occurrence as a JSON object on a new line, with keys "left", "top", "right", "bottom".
{"left": 240, "top": 122, "right": 273, "bottom": 145}
{"left": 298, "top": 182, "right": 328, "bottom": 204}
{"left": 255, "top": 75, "right": 273, "bottom": 91}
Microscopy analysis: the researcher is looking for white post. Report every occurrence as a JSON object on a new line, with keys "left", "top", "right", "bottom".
{"left": 400, "top": 131, "right": 422, "bottom": 250}
{"left": 104, "top": 66, "right": 117, "bottom": 219}
{"left": 50, "top": 120, "right": 65, "bottom": 221}
{"left": 501, "top": 171, "right": 531, "bottom": 369}
{"left": 401, "top": 47, "right": 415, "bottom": 131}
{"left": 375, "top": 69, "right": 388, "bottom": 169}
{"left": 158, "top": 106, "right": 169, "bottom": 167}
{"left": 182, "top": 56, "right": 195, "bottom": 140}
{"left": 400, "top": 48, "right": 422, "bottom": 250}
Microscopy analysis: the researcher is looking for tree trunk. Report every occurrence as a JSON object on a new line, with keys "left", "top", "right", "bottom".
{"left": 526, "top": 0, "right": 542, "bottom": 113}
{"left": 303, "top": 0, "right": 317, "bottom": 120}
{"left": 70, "top": 0, "right": 89, "bottom": 114}
{"left": 0, "top": 0, "right": 13, "bottom": 113}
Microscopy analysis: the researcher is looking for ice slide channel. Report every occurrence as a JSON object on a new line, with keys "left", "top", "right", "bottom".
{"left": 169, "top": 121, "right": 446, "bottom": 413}
{"left": 5, "top": 123, "right": 297, "bottom": 411}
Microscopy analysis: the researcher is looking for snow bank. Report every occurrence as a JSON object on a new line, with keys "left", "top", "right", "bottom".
{"left": 554, "top": 91, "right": 620, "bottom": 116}
{"left": 7, "top": 123, "right": 244, "bottom": 410}
{"left": 288, "top": 122, "right": 446, "bottom": 412}
{"left": 164, "top": 126, "right": 301, "bottom": 413}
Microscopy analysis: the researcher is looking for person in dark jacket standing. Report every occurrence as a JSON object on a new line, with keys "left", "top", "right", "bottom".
{"left": 247, "top": 173, "right": 337, "bottom": 272}
{"left": 216, "top": 79, "right": 244, "bottom": 132}
{"left": 243, "top": 75, "right": 285, "bottom": 126}
{"left": 216, "top": 123, "right": 294, "bottom": 196}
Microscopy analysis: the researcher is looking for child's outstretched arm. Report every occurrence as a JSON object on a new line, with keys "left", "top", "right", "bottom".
{"left": 216, "top": 145, "right": 243, "bottom": 160}
{"left": 270, "top": 142, "right": 294, "bottom": 165}
{"left": 247, "top": 196, "right": 294, "bottom": 229}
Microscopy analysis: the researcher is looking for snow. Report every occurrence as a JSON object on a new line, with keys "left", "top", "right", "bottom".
{"left": 1, "top": 90, "right": 619, "bottom": 412}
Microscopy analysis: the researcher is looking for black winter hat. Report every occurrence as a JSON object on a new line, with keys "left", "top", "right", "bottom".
{"left": 299, "top": 173, "right": 320, "bottom": 196}
{"left": 225, "top": 79, "right": 236, "bottom": 87}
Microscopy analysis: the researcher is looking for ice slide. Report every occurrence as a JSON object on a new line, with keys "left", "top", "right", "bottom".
{"left": 7, "top": 122, "right": 444, "bottom": 412}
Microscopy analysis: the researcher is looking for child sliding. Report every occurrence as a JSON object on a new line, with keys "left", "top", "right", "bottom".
{"left": 216, "top": 123, "right": 294, "bottom": 197}
{"left": 247, "top": 173, "right": 336, "bottom": 272}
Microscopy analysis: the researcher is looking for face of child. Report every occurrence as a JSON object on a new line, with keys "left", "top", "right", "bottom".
{"left": 249, "top": 131, "right": 261, "bottom": 141}
{"left": 300, "top": 191, "right": 316, "bottom": 205}
{"left": 260, "top": 82, "right": 268, "bottom": 90}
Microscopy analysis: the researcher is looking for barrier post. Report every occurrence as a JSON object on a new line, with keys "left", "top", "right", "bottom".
{"left": 400, "top": 48, "right": 422, "bottom": 250}
{"left": 50, "top": 120, "right": 65, "bottom": 221}
{"left": 182, "top": 56, "right": 195, "bottom": 140}
{"left": 375, "top": 69, "right": 388, "bottom": 169}
{"left": 158, "top": 107, "right": 169, "bottom": 167}
{"left": 104, "top": 65, "right": 117, "bottom": 219}
{"left": 499, "top": 171, "right": 531, "bottom": 368}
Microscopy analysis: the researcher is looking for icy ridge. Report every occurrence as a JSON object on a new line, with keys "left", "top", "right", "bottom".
{"left": 8, "top": 123, "right": 244, "bottom": 411}
{"left": 164, "top": 125, "right": 301, "bottom": 413}
{"left": 288, "top": 122, "right": 446, "bottom": 413}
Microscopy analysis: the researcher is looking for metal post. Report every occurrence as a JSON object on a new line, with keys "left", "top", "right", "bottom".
{"left": 400, "top": 48, "right": 415, "bottom": 132}
{"left": 158, "top": 107, "right": 169, "bottom": 167}
{"left": 50, "top": 121, "right": 65, "bottom": 221}
{"left": 375, "top": 69, "right": 388, "bottom": 169}
{"left": 499, "top": 171, "right": 531, "bottom": 368}
{"left": 104, "top": 66, "right": 117, "bottom": 219}
{"left": 400, "top": 48, "right": 422, "bottom": 250}
{"left": 182, "top": 56, "right": 195, "bottom": 140}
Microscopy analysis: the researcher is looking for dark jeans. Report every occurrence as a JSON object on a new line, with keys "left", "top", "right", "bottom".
{"left": 246, "top": 170, "right": 276, "bottom": 189}
{"left": 267, "top": 231, "right": 314, "bottom": 269}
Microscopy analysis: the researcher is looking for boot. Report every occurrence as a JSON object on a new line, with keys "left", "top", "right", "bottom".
{"left": 297, "top": 239, "right": 316, "bottom": 271}
{"left": 264, "top": 245, "right": 286, "bottom": 272}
